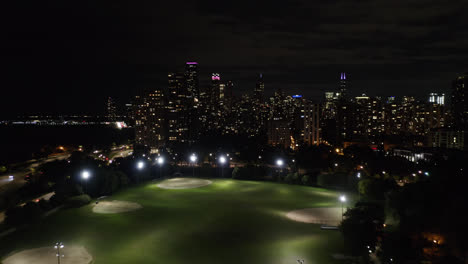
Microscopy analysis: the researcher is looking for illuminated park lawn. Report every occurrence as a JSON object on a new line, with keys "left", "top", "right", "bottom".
{"left": 0, "top": 179, "right": 347, "bottom": 264}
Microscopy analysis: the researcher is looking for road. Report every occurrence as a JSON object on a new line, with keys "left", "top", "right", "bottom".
{"left": 0, "top": 154, "right": 70, "bottom": 188}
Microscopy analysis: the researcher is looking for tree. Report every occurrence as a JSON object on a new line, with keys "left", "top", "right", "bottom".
{"left": 301, "top": 175, "right": 310, "bottom": 185}
{"left": 340, "top": 205, "right": 384, "bottom": 256}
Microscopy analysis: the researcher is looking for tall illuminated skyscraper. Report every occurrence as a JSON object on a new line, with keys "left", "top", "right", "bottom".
{"left": 184, "top": 62, "right": 200, "bottom": 142}
{"left": 185, "top": 62, "right": 199, "bottom": 103}
{"left": 254, "top": 73, "right": 265, "bottom": 103}
{"left": 339, "top": 72, "right": 347, "bottom": 99}
{"left": 106, "top": 96, "right": 117, "bottom": 121}
{"left": 167, "top": 72, "right": 188, "bottom": 142}
{"left": 224, "top": 80, "right": 234, "bottom": 112}
{"left": 210, "top": 73, "right": 221, "bottom": 112}
{"left": 134, "top": 87, "right": 166, "bottom": 150}
{"left": 451, "top": 73, "right": 468, "bottom": 129}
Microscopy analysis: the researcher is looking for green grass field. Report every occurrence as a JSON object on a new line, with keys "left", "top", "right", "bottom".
{"left": 0, "top": 179, "right": 347, "bottom": 264}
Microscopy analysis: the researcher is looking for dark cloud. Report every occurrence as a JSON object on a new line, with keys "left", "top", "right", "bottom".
{"left": 2, "top": 0, "right": 467, "bottom": 117}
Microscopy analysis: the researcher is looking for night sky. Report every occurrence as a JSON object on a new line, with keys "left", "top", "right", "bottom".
{"left": 3, "top": 0, "right": 467, "bottom": 117}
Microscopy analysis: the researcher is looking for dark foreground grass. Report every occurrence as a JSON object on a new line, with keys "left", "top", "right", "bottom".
{"left": 0, "top": 179, "right": 347, "bottom": 264}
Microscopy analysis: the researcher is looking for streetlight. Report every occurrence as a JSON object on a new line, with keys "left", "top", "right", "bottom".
{"left": 135, "top": 161, "right": 145, "bottom": 183}
{"left": 219, "top": 156, "right": 227, "bottom": 178}
{"left": 190, "top": 153, "right": 197, "bottom": 177}
{"left": 339, "top": 195, "right": 346, "bottom": 220}
{"left": 276, "top": 159, "right": 284, "bottom": 178}
{"left": 81, "top": 170, "right": 91, "bottom": 193}
{"left": 356, "top": 172, "right": 362, "bottom": 200}
{"left": 54, "top": 242, "right": 64, "bottom": 264}
{"left": 158, "top": 157, "right": 164, "bottom": 178}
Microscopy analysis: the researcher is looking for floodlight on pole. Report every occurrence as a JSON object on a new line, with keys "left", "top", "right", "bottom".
{"left": 339, "top": 195, "right": 346, "bottom": 220}
{"left": 190, "top": 153, "right": 197, "bottom": 163}
{"left": 219, "top": 156, "right": 227, "bottom": 178}
{"left": 81, "top": 170, "right": 90, "bottom": 180}
{"left": 54, "top": 242, "right": 64, "bottom": 264}
{"left": 190, "top": 153, "right": 197, "bottom": 177}
{"left": 219, "top": 156, "right": 226, "bottom": 164}
{"left": 158, "top": 157, "right": 164, "bottom": 178}
{"left": 158, "top": 157, "right": 164, "bottom": 165}
{"left": 81, "top": 170, "right": 91, "bottom": 193}
{"left": 137, "top": 161, "right": 145, "bottom": 170}
{"left": 276, "top": 159, "right": 284, "bottom": 167}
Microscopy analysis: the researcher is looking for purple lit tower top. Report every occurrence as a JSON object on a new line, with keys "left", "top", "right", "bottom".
{"left": 339, "top": 72, "right": 347, "bottom": 98}
{"left": 211, "top": 73, "right": 221, "bottom": 81}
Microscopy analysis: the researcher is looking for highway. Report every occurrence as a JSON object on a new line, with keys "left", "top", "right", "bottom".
{"left": 0, "top": 154, "right": 70, "bottom": 188}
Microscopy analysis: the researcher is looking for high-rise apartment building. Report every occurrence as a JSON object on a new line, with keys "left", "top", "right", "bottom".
{"left": 185, "top": 62, "right": 199, "bottom": 104}
{"left": 429, "top": 93, "right": 445, "bottom": 105}
{"left": 254, "top": 74, "right": 265, "bottom": 103}
{"left": 106, "top": 97, "right": 117, "bottom": 121}
{"left": 303, "top": 102, "right": 320, "bottom": 145}
{"left": 451, "top": 73, "right": 468, "bottom": 129}
{"left": 339, "top": 72, "right": 347, "bottom": 99}
{"left": 167, "top": 72, "right": 188, "bottom": 142}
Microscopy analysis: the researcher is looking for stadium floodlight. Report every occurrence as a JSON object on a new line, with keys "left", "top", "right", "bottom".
{"left": 219, "top": 156, "right": 226, "bottom": 164}
{"left": 190, "top": 153, "right": 197, "bottom": 163}
{"left": 158, "top": 157, "right": 164, "bottom": 165}
{"left": 54, "top": 242, "right": 64, "bottom": 264}
{"left": 276, "top": 159, "right": 284, "bottom": 167}
{"left": 339, "top": 195, "right": 346, "bottom": 220}
{"left": 137, "top": 161, "right": 145, "bottom": 170}
{"left": 190, "top": 154, "right": 197, "bottom": 177}
{"left": 81, "top": 170, "right": 90, "bottom": 179}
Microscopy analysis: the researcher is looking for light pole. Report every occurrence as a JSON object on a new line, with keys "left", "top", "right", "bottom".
{"left": 340, "top": 195, "right": 346, "bottom": 221}
{"left": 54, "top": 242, "right": 64, "bottom": 264}
{"left": 357, "top": 172, "right": 361, "bottom": 200}
{"left": 137, "top": 161, "right": 145, "bottom": 170}
{"left": 190, "top": 154, "right": 197, "bottom": 178}
{"left": 219, "top": 156, "right": 227, "bottom": 178}
{"left": 276, "top": 159, "right": 284, "bottom": 173}
{"left": 276, "top": 159, "right": 284, "bottom": 179}
{"left": 158, "top": 157, "right": 164, "bottom": 178}
{"left": 136, "top": 160, "right": 145, "bottom": 183}
{"left": 81, "top": 170, "right": 90, "bottom": 193}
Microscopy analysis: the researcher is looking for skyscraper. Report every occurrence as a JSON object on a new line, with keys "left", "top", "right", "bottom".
{"left": 303, "top": 102, "right": 320, "bottom": 146}
{"left": 429, "top": 93, "right": 445, "bottom": 105}
{"left": 210, "top": 73, "right": 222, "bottom": 112}
{"left": 254, "top": 74, "right": 265, "bottom": 103}
{"left": 339, "top": 72, "right": 347, "bottom": 99}
{"left": 184, "top": 62, "right": 200, "bottom": 142}
{"left": 224, "top": 80, "right": 234, "bottom": 112}
{"left": 106, "top": 97, "right": 117, "bottom": 121}
{"left": 134, "top": 87, "right": 166, "bottom": 150}
{"left": 167, "top": 72, "right": 188, "bottom": 142}
{"left": 185, "top": 62, "right": 199, "bottom": 104}
{"left": 451, "top": 73, "right": 468, "bottom": 129}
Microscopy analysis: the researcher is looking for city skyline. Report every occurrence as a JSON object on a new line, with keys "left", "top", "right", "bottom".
{"left": 1, "top": 63, "right": 462, "bottom": 118}
{"left": 1, "top": 1, "right": 468, "bottom": 263}
{"left": 3, "top": 0, "right": 467, "bottom": 116}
